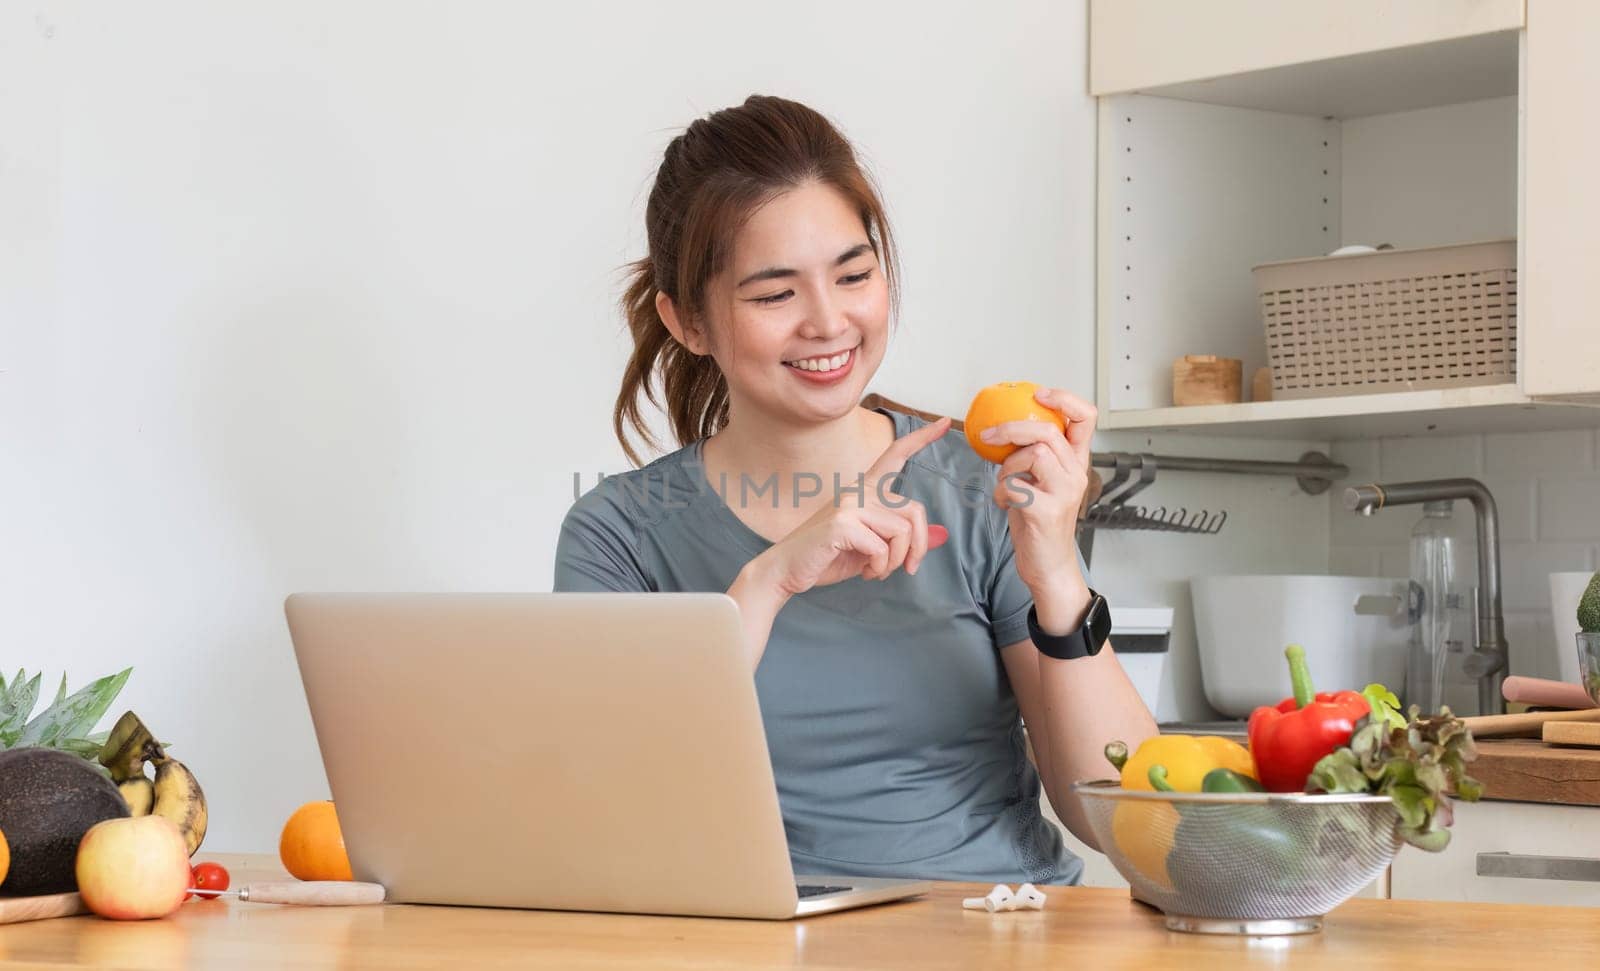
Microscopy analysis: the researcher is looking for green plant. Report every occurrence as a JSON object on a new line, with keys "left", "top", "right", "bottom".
{"left": 1308, "top": 706, "right": 1482, "bottom": 852}
{"left": 0, "top": 668, "right": 132, "bottom": 761}
{"left": 1578, "top": 571, "right": 1600, "bottom": 633}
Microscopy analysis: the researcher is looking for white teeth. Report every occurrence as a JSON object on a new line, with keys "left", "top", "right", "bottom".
{"left": 786, "top": 348, "right": 852, "bottom": 372}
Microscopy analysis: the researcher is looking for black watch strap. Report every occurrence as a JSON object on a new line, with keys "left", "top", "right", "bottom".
{"left": 1027, "top": 591, "right": 1112, "bottom": 660}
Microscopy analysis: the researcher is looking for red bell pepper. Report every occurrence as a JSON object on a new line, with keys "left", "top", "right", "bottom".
{"left": 1246, "top": 644, "right": 1370, "bottom": 792}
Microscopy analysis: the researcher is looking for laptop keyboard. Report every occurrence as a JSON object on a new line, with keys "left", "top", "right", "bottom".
{"left": 796, "top": 883, "right": 853, "bottom": 899}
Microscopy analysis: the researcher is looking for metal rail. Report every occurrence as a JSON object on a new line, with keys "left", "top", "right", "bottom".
{"left": 1089, "top": 449, "right": 1346, "bottom": 496}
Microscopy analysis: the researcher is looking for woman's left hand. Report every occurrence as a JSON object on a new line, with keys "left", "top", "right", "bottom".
{"left": 978, "top": 387, "right": 1097, "bottom": 596}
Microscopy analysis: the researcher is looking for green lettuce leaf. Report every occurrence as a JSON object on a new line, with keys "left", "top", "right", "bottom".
{"left": 1307, "top": 704, "right": 1482, "bottom": 852}
{"left": 1362, "top": 682, "right": 1407, "bottom": 730}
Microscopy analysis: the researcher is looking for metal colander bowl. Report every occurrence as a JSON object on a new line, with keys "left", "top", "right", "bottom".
{"left": 1073, "top": 780, "right": 1403, "bottom": 936}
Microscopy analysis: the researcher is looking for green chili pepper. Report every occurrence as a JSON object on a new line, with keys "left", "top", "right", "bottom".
{"left": 1150, "top": 764, "right": 1264, "bottom": 794}
{"left": 1201, "top": 768, "right": 1266, "bottom": 793}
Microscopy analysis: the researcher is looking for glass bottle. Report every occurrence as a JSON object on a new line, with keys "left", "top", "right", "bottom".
{"left": 1407, "top": 501, "right": 1474, "bottom": 714}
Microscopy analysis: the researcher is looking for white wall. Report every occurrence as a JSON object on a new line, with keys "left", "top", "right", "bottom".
{"left": 2, "top": 1, "right": 1111, "bottom": 853}
{"left": 1341, "top": 96, "right": 1517, "bottom": 249}
{"left": 1091, "top": 429, "right": 1331, "bottom": 721}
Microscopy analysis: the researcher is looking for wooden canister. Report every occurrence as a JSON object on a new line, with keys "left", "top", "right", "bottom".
{"left": 1172, "top": 356, "right": 1243, "bottom": 406}
{"left": 1251, "top": 366, "right": 1274, "bottom": 402}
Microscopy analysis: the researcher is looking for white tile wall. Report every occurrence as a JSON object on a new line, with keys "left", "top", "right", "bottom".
{"left": 1328, "top": 427, "right": 1600, "bottom": 706}
{"left": 1094, "top": 429, "right": 1332, "bottom": 724}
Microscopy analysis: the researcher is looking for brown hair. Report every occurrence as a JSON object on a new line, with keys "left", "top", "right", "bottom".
{"left": 614, "top": 95, "right": 899, "bottom": 467}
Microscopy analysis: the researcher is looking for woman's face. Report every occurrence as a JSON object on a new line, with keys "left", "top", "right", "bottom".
{"left": 699, "top": 181, "right": 890, "bottom": 425}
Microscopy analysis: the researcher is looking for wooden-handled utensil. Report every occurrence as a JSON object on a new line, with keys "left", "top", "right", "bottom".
{"left": 189, "top": 881, "right": 386, "bottom": 906}
{"left": 1462, "top": 707, "right": 1600, "bottom": 739}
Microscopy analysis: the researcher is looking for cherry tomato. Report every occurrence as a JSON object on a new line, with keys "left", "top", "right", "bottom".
{"left": 189, "top": 861, "right": 231, "bottom": 901}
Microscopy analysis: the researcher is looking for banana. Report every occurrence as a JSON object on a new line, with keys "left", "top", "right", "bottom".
{"left": 150, "top": 756, "right": 208, "bottom": 856}
{"left": 99, "top": 711, "right": 163, "bottom": 783}
{"left": 119, "top": 775, "right": 155, "bottom": 816}
{"left": 100, "top": 711, "right": 206, "bottom": 853}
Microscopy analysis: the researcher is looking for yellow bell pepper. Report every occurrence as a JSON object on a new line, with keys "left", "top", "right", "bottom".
{"left": 1119, "top": 734, "right": 1256, "bottom": 792}
{"left": 1102, "top": 735, "right": 1257, "bottom": 894}
{"left": 1112, "top": 798, "right": 1178, "bottom": 891}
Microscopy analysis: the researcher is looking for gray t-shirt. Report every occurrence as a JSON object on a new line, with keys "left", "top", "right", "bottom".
{"left": 553, "top": 407, "right": 1083, "bottom": 885}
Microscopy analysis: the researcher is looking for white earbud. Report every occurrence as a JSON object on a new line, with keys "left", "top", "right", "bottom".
{"left": 961, "top": 882, "right": 1045, "bottom": 912}
{"left": 961, "top": 883, "right": 1015, "bottom": 911}
{"left": 984, "top": 884, "right": 1015, "bottom": 912}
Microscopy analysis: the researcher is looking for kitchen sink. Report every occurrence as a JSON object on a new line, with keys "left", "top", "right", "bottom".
{"left": 1158, "top": 720, "right": 1248, "bottom": 739}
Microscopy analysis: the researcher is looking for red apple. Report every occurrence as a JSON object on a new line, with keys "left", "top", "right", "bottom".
{"left": 76, "top": 815, "right": 192, "bottom": 920}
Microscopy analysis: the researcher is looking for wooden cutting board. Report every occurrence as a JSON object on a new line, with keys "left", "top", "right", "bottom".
{"left": 1473, "top": 739, "right": 1600, "bottom": 806}
{"left": 0, "top": 891, "right": 88, "bottom": 924}
{"left": 1543, "top": 721, "right": 1600, "bottom": 747}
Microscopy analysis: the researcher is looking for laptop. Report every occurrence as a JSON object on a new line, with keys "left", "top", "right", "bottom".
{"left": 284, "top": 592, "right": 931, "bottom": 919}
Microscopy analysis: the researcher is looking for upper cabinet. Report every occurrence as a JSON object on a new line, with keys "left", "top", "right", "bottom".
{"left": 1521, "top": 0, "right": 1599, "bottom": 401}
{"left": 1090, "top": 0, "right": 1525, "bottom": 97}
{"left": 1088, "top": 0, "right": 1600, "bottom": 440}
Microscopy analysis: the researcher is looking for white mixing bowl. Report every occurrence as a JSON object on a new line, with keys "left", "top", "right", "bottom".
{"left": 1191, "top": 575, "right": 1410, "bottom": 718}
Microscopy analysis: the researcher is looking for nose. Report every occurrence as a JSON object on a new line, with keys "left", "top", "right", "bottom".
{"left": 796, "top": 286, "right": 850, "bottom": 342}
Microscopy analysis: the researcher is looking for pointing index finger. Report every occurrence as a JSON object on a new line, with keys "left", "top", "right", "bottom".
{"left": 866, "top": 415, "right": 951, "bottom": 485}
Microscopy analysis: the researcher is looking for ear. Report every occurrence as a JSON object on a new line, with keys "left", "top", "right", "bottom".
{"left": 656, "top": 291, "right": 711, "bottom": 356}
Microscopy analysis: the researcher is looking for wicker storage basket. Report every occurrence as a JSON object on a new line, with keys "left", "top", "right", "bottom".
{"left": 1254, "top": 240, "right": 1517, "bottom": 400}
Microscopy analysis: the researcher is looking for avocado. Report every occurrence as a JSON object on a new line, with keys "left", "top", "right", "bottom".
{"left": 1580, "top": 572, "right": 1600, "bottom": 634}
{"left": 0, "top": 748, "right": 129, "bottom": 896}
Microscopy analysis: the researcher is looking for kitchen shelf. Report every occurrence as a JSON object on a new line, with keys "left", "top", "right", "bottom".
{"left": 1091, "top": 2, "right": 1600, "bottom": 438}
{"left": 1099, "top": 383, "right": 1600, "bottom": 441}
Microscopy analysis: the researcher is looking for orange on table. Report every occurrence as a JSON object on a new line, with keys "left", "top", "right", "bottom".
{"left": 963, "top": 381, "right": 1066, "bottom": 464}
{"left": 279, "top": 801, "right": 354, "bottom": 882}
{"left": 0, "top": 826, "right": 9, "bottom": 887}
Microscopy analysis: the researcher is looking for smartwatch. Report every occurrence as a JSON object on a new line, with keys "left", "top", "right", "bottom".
{"left": 1027, "top": 590, "right": 1112, "bottom": 660}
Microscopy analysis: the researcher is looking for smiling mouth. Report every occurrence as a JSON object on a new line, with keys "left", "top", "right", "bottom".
{"left": 782, "top": 344, "right": 857, "bottom": 373}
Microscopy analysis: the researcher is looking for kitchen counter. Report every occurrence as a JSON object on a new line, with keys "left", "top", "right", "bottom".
{"left": 5, "top": 853, "right": 1600, "bottom": 968}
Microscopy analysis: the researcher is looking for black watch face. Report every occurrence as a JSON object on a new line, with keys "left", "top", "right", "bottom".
{"left": 1089, "top": 596, "right": 1113, "bottom": 646}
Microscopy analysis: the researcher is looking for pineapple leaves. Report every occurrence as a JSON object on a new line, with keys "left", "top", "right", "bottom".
{"left": 8, "top": 667, "right": 133, "bottom": 752}
{"left": 0, "top": 670, "right": 45, "bottom": 746}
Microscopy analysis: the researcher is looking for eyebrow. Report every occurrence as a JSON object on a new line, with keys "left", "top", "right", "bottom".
{"left": 736, "top": 243, "right": 875, "bottom": 289}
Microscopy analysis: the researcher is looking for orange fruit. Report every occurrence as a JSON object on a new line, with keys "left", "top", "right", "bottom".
{"left": 0, "top": 827, "right": 9, "bottom": 887}
{"left": 963, "top": 381, "right": 1066, "bottom": 463}
{"left": 279, "top": 801, "right": 354, "bottom": 881}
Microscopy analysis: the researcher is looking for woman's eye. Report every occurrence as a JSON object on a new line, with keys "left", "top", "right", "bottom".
{"left": 751, "top": 269, "right": 870, "bottom": 305}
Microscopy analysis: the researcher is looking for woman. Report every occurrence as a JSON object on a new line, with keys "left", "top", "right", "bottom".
{"left": 555, "top": 95, "right": 1157, "bottom": 884}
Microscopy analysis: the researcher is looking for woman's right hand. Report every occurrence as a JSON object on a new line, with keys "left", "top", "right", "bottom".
{"left": 756, "top": 416, "right": 952, "bottom": 597}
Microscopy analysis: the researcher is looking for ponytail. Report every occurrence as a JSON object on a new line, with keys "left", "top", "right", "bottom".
{"left": 613, "top": 256, "right": 730, "bottom": 467}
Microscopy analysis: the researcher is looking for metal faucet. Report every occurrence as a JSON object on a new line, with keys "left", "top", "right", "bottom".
{"left": 1342, "top": 479, "right": 1507, "bottom": 715}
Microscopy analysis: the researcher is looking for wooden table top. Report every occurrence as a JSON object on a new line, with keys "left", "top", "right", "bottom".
{"left": 5, "top": 853, "right": 1599, "bottom": 969}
